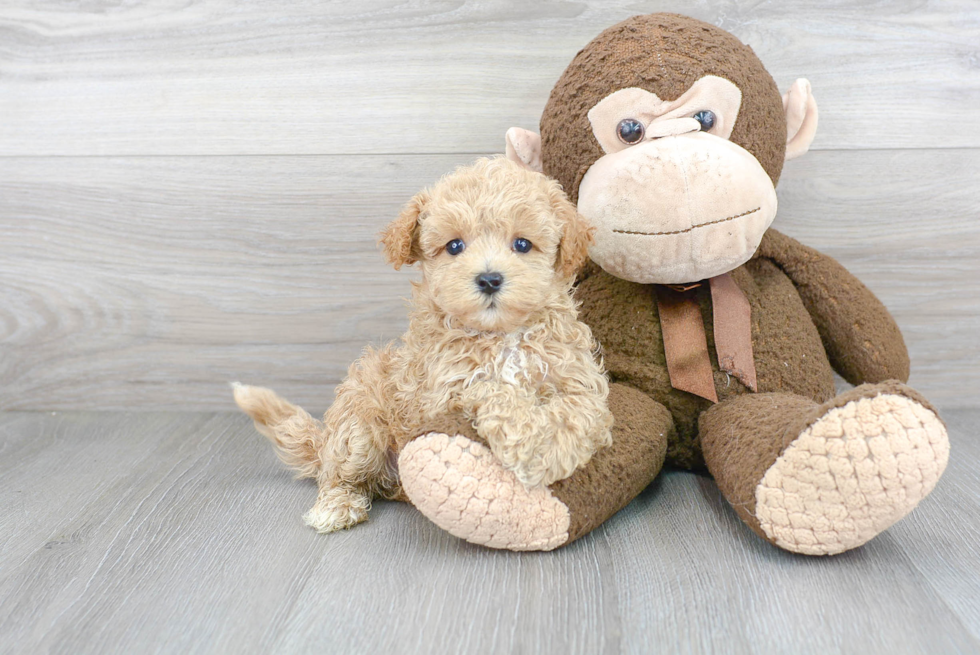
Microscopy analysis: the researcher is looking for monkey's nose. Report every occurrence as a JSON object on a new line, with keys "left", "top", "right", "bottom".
{"left": 476, "top": 272, "right": 504, "bottom": 295}
{"left": 646, "top": 116, "right": 701, "bottom": 139}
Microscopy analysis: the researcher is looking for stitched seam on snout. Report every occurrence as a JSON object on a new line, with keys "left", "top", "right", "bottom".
{"left": 612, "top": 207, "right": 761, "bottom": 236}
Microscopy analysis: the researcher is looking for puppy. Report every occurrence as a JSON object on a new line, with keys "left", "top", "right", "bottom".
{"left": 234, "top": 157, "right": 612, "bottom": 533}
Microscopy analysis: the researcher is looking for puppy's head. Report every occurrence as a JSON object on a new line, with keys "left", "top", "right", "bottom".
{"left": 380, "top": 157, "right": 592, "bottom": 332}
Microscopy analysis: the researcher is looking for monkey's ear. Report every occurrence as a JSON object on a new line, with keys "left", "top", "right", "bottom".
{"left": 783, "top": 79, "right": 818, "bottom": 160}
{"left": 549, "top": 185, "right": 594, "bottom": 280}
{"left": 505, "top": 127, "right": 543, "bottom": 173}
{"left": 380, "top": 191, "right": 428, "bottom": 269}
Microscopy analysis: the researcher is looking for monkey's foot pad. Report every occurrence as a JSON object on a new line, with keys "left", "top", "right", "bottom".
{"left": 755, "top": 393, "right": 949, "bottom": 555}
{"left": 399, "top": 433, "right": 570, "bottom": 551}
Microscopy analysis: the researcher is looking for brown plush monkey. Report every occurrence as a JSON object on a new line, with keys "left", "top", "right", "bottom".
{"left": 396, "top": 13, "right": 950, "bottom": 555}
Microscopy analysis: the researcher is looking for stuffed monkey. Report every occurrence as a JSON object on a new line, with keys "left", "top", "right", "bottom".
{"left": 396, "top": 13, "right": 949, "bottom": 554}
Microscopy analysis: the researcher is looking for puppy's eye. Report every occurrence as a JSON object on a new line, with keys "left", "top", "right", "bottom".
{"left": 693, "top": 110, "right": 716, "bottom": 131}
{"left": 616, "top": 118, "right": 644, "bottom": 144}
{"left": 445, "top": 239, "right": 465, "bottom": 256}
{"left": 513, "top": 238, "right": 532, "bottom": 253}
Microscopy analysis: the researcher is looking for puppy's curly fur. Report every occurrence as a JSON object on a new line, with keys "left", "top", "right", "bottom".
{"left": 235, "top": 157, "right": 612, "bottom": 533}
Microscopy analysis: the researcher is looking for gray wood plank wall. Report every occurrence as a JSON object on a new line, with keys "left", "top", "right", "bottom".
{"left": 2, "top": 1, "right": 979, "bottom": 411}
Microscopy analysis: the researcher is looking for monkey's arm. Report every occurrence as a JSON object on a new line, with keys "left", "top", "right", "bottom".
{"left": 756, "top": 228, "right": 909, "bottom": 385}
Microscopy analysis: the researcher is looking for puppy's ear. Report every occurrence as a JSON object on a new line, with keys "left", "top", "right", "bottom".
{"left": 380, "top": 191, "right": 428, "bottom": 269}
{"left": 550, "top": 185, "right": 593, "bottom": 280}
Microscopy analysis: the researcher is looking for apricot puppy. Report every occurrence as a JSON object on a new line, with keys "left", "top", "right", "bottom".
{"left": 234, "top": 157, "right": 612, "bottom": 533}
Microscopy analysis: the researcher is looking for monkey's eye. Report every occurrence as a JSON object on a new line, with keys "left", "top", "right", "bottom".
{"left": 616, "top": 118, "right": 645, "bottom": 144}
{"left": 693, "top": 110, "right": 716, "bottom": 131}
{"left": 513, "top": 238, "right": 532, "bottom": 253}
{"left": 445, "top": 239, "right": 466, "bottom": 256}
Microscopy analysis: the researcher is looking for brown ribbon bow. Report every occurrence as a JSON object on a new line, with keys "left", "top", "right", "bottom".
{"left": 655, "top": 273, "right": 757, "bottom": 403}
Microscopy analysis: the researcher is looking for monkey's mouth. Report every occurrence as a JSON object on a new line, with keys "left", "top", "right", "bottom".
{"left": 612, "top": 207, "right": 760, "bottom": 236}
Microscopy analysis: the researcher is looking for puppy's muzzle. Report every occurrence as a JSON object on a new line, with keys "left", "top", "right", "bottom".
{"left": 476, "top": 272, "right": 504, "bottom": 296}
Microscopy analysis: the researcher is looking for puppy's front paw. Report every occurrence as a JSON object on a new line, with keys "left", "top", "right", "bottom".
{"left": 477, "top": 403, "right": 607, "bottom": 489}
{"left": 493, "top": 440, "right": 573, "bottom": 489}
{"left": 502, "top": 457, "right": 548, "bottom": 489}
{"left": 303, "top": 486, "right": 371, "bottom": 533}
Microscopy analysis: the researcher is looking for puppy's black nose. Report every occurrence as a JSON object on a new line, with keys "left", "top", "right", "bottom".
{"left": 476, "top": 272, "right": 504, "bottom": 295}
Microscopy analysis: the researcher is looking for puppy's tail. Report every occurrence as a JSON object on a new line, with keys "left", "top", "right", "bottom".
{"left": 232, "top": 382, "right": 324, "bottom": 479}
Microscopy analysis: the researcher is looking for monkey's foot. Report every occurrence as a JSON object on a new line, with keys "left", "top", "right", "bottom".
{"left": 755, "top": 390, "right": 949, "bottom": 555}
{"left": 398, "top": 433, "right": 571, "bottom": 551}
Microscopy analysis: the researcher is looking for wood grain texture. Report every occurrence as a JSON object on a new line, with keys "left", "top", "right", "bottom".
{"left": 1, "top": 0, "right": 979, "bottom": 155}
{"left": 885, "top": 410, "right": 980, "bottom": 643}
{"left": 0, "top": 409, "right": 977, "bottom": 653}
{"left": 2, "top": 150, "right": 977, "bottom": 411}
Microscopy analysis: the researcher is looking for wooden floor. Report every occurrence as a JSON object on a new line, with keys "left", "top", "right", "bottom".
{"left": 1, "top": 409, "right": 977, "bottom": 654}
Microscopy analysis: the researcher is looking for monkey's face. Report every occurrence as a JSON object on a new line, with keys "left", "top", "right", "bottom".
{"left": 577, "top": 76, "right": 777, "bottom": 284}
{"left": 513, "top": 14, "right": 818, "bottom": 287}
